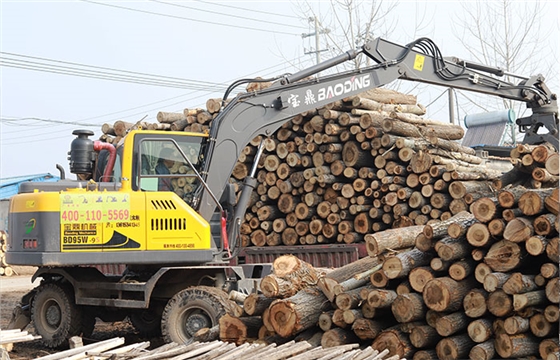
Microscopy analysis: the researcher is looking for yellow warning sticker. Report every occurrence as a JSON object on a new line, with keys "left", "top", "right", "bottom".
{"left": 414, "top": 54, "right": 425, "bottom": 71}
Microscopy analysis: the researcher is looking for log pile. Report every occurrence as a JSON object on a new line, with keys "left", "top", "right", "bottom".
{"left": 0, "top": 230, "right": 14, "bottom": 277}
{"left": 505, "top": 143, "right": 559, "bottom": 189}
{"left": 233, "top": 91, "right": 503, "bottom": 249}
{"left": 95, "top": 85, "right": 559, "bottom": 358}
{"left": 32, "top": 337, "right": 404, "bottom": 360}
{"left": 218, "top": 181, "right": 558, "bottom": 358}
{"left": 97, "top": 88, "right": 502, "bottom": 250}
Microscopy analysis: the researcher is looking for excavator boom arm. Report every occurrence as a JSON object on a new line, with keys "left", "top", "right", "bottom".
{"left": 197, "top": 37, "right": 558, "bottom": 221}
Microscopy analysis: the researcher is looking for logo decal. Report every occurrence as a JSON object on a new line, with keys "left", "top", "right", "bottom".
{"left": 24, "top": 218, "right": 36, "bottom": 234}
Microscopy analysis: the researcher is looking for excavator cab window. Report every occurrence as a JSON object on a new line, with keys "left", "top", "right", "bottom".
{"left": 133, "top": 134, "right": 206, "bottom": 206}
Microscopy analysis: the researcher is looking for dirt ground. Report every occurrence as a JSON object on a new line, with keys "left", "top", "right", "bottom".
{"left": 1, "top": 267, "right": 162, "bottom": 359}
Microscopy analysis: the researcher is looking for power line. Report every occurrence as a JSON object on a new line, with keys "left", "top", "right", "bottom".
{"left": 80, "top": 0, "right": 300, "bottom": 36}
{"left": 0, "top": 131, "right": 81, "bottom": 146}
{"left": 0, "top": 55, "right": 228, "bottom": 91}
{"left": 151, "top": 0, "right": 305, "bottom": 29}
{"left": 2, "top": 54, "right": 307, "bottom": 128}
{"left": 192, "top": 0, "right": 301, "bottom": 20}
{"left": 0, "top": 61, "right": 224, "bottom": 91}
{"left": 1, "top": 53, "right": 311, "bottom": 144}
{"left": 0, "top": 52, "right": 223, "bottom": 87}
{"left": 1, "top": 117, "right": 99, "bottom": 127}
{"left": 1, "top": 117, "right": 102, "bottom": 142}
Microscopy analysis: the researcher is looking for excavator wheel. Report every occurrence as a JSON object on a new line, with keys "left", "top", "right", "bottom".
{"left": 31, "top": 282, "right": 83, "bottom": 348}
{"left": 161, "top": 286, "right": 228, "bottom": 344}
{"left": 129, "top": 308, "right": 162, "bottom": 338}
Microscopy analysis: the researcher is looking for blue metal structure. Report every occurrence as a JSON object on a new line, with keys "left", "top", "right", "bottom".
{"left": 0, "top": 173, "right": 60, "bottom": 200}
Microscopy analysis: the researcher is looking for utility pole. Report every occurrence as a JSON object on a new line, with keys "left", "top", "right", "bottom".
{"left": 301, "top": 16, "right": 330, "bottom": 65}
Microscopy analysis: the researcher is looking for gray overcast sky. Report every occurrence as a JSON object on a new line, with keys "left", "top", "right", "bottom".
{"left": 1, "top": 1, "right": 558, "bottom": 179}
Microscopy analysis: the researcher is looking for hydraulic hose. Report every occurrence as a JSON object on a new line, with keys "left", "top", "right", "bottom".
{"left": 93, "top": 141, "right": 116, "bottom": 182}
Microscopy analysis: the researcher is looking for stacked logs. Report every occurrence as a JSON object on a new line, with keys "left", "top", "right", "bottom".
{"left": 232, "top": 90, "right": 503, "bottom": 249}
{"left": 219, "top": 185, "right": 558, "bottom": 359}
{"left": 506, "top": 143, "right": 559, "bottom": 189}
{"left": 0, "top": 230, "right": 13, "bottom": 277}
{"left": 97, "top": 88, "right": 508, "bottom": 250}
{"left": 95, "top": 85, "right": 559, "bottom": 358}
{"left": 98, "top": 97, "right": 227, "bottom": 145}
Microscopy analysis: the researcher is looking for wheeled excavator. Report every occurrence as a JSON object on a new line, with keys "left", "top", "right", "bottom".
{"left": 6, "top": 37, "right": 558, "bottom": 347}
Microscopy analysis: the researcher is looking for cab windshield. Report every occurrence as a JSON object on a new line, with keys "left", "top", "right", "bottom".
{"left": 133, "top": 134, "right": 206, "bottom": 205}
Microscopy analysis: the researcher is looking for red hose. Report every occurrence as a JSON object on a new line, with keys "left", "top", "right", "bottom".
{"left": 93, "top": 141, "right": 116, "bottom": 182}
{"left": 221, "top": 212, "right": 231, "bottom": 257}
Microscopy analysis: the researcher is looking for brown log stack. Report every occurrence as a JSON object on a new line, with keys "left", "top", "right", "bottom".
{"left": 97, "top": 87, "right": 558, "bottom": 359}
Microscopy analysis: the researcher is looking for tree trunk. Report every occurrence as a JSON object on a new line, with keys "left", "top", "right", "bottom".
{"left": 268, "top": 287, "right": 330, "bottom": 338}
{"left": 371, "top": 329, "right": 415, "bottom": 359}
{"left": 495, "top": 333, "right": 540, "bottom": 358}
{"left": 437, "top": 238, "right": 471, "bottom": 262}
{"left": 423, "top": 211, "right": 474, "bottom": 239}
{"left": 320, "top": 328, "right": 359, "bottom": 348}
{"left": 318, "top": 256, "right": 381, "bottom": 302}
{"left": 193, "top": 325, "right": 220, "bottom": 342}
{"left": 342, "top": 141, "right": 372, "bottom": 167}
{"left": 357, "top": 87, "right": 417, "bottom": 105}
{"left": 545, "top": 277, "right": 559, "bottom": 303}
{"left": 113, "top": 120, "right": 134, "bottom": 136}
{"left": 529, "top": 313, "right": 555, "bottom": 337}
{"left": 448, "top": 181, "right": 494, "bottom": 200}
{"left": 534, "top": 213, "right": 557, "bottom": 236}
{"left": 471, "top": 197, "right": 500, "bottom": 223}
{"left": 318, "top": 310, "right": 335, "bottom": 332}
{"left": 383, "top": 248, "right": 433, "bottom": 279}
{"left": 409, "top": 266, "right": 436, "bottom": 293}
{"left": 546, "top": 237, "right": 559, "bottom": 262}
{"left": 351, "top": 318, "right": 383, "bottom": 340}
{"left": 243, "top": 294, "right": 275, "bottom": 316}
{"left": 335, "top": 285, "right": 372, "bottom": 311}
{"left": 519, "top": 188, "right": 555, "bottom": 216}
{"left": 448, "top": 259, "right": 475, "bottom": 281}
{"left": 484, "top": 240, "right": 523, "bottom": 272}
{"left": 468, "top": 318, "right": 494, "bottom": 343}
{"left": 433, "top": 311, "right": 468, "bottom": 338}
{"left": 435, "top": 334, "right": 474, "bottom": 360}
{"left": 391, "top": 293, "right": 426, "bottom": 323}
{"left": 469, "top": 340, "right": 496, "bottom": 360}
{"left": 539, "top": 338, "right": 559, "bottom": 359}
{"left": 544, "top": 304, "right": 559, "bottom": 323}
{"left": 487, "top": 290, "right": 514, "bottom": 317}
{"left": 503, "top": 217, "right": 534, "bottom": 243}
{"left": 423, "top": 277, "right": 476, "bottom": 312}
{"left": 498, "top": 186, "right": 530, "bottom": 209}
{"left": 502, "top": 273, "right": 538, "bottom": 295}
{"left": 504, "top": 315, "right": 530, "bottom": 336}
{"left": 365, "top": 289, "right": 397, "bottom": 310}
{"left": 260, "top": 275, "right": 299, "bottom": 298}
{"left": 483, "top": 272, "right": 512, "bottom": 292}
{"left": 365, "top": 225, "right": 424, "bottom": 256}
{"left": 463, "top": 288, "right": 488, "bottom": 318}
{"left": 409, "top": 324, "right": 441, "bottom": 349}
{"left": 219, "top": 314, "right": 262, "bottom": 345}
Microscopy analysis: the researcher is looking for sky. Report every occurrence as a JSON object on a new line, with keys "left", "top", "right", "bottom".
{"left": 1, "top": 0, "right": 559, "bottom": 179}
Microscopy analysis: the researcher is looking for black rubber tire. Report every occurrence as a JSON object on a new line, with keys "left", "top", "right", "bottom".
{"left": 31, "top": 283, "right": 83, "bottom": 348}
{"left": 161, "top": 286, "right": 227, "bottom": 344}
{"left": 130, "top": 310, "right": 162, "bottom": 338}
